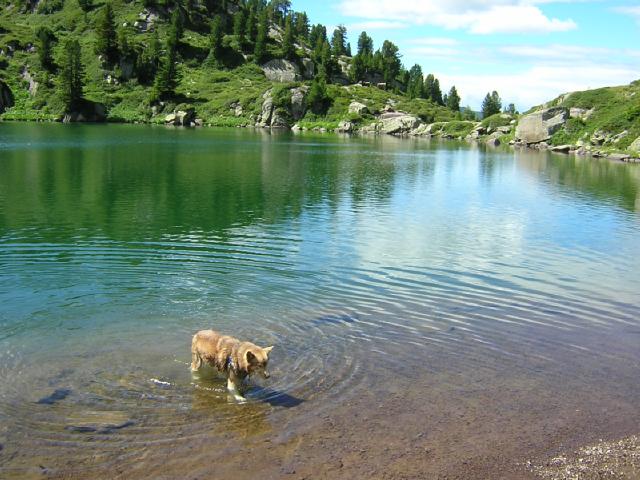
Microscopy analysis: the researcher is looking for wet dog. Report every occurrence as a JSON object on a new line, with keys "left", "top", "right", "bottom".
{"left": 191, "top": 330, "right": 273, "bottom": 401}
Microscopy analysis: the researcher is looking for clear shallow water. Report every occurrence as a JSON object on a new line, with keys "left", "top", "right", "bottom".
{"left": 1, "top": 123, "right": 640, "bottom": 478}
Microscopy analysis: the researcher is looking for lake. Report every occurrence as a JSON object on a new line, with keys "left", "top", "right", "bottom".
{"left": 1, "top": 123, "right": 639, "bottom": 479}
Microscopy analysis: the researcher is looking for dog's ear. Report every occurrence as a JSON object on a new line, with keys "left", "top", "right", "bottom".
{"left": 246, "top": 350, "right": 258, "bottom": 365}
{"left": 263, "top": 346, "right": 273, "bottom": 355}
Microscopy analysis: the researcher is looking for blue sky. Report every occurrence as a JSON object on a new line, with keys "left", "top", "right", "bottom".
{"left": 294, "top": 0, "right": 640, "bottom": 110}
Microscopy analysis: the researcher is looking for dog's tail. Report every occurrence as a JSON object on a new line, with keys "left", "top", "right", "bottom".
{"left": 190, "top": 334, "right": 203, "bottom": 371}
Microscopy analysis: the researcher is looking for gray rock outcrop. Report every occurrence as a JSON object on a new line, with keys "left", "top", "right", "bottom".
{"left": 628, "top": 136, "right": 640, "bottom": 152}
{"left": 290, "top": 86, "right": 308, "bottom": 121}
{"left": 348, "top": 101, "right": 368, "bottom": 115}
{"left": 261, "top": 59, "right": 299, "bottom": 83}
{"left": 380, "top": 114, "right": 421, "bottom": 135}
{"left": 515, "top": 107, "right": 568, "bottom": 145}
{"left": 165, "top": 108, "right": 196, "bottom": 126}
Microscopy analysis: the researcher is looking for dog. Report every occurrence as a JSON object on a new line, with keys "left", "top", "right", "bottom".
{"left": 191, "top": 330, "right": 273, "bottom": 401}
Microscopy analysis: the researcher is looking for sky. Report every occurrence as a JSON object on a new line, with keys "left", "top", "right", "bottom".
{"left": 294, "top": 0, "right": 640, "bottom": 111}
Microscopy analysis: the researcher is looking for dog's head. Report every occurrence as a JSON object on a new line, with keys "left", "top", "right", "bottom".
{"left": 245, "top": 345, "right": 273, "bottom": 379}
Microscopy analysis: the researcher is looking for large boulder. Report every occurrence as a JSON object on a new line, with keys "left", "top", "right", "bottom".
{"left": 301, "top": 58, "right": 315, "bottom": 79}
{"left": 348, "top": 101, "right": 368, "bottom": 115}
{"left": 380, "top": 114, "right": 421, "bottom": 135}
{"left": 257, "top": 90, "right": 274, "bottom": 127}
{"left": 290, "top": 86, "right": 308, "bottom": 121}
{"left": 515, "top": 107, "right": 568, "bottom": 145}
{"left": 164, "top": 108, "right": 196, "bottom": 126}
{"left": 0, "top": 80, "right": 14, "bottom": 113}
{"left": 261, "top": 59, "right": 300, "bottom": 83}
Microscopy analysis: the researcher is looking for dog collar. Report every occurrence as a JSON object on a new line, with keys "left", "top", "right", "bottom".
{"left": 226, "top": 355, "right": 235, "bottom": 371}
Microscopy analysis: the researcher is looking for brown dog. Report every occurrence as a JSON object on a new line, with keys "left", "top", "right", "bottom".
{"left": 191, "top": 330, "right": 273, "bottom": 401}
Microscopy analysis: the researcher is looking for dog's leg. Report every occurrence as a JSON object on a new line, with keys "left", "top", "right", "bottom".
{"left": 227, "top": 372, "right": 246, "bottom": 403}
{"left": 190, "top": 347, "right": 202, "bottom": 372}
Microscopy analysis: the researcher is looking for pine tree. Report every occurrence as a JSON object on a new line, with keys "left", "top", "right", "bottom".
{"left": 350, "top": 53, "right": 365, "bottom": 83}
{"left": 319, "top": 39, "right": 334, "bottom": 79}
{"left": 309, "top": 24, "right": 326, "bottom": 51}
{"left": 380, "top": 40, "right": 400, "bottom": 84}
{"left": 152, "top": 13, "right": 182, "bottom": 101}
{"left": 407, "top": 64, "right": 423, "bottom": 99}
{"left": 295, "top": 12, "right": 309, "bottom": 39}
{"left": 137, "top": 30, "right": 161, "bottom": 84}
{"left": 233, "top": 9, "right": 246, "bottom": 48}
{"left": 446, "top": 86, "right": 461, "bottom": 112}
{"left": 432, "top": 78, "right": 444, "bottom": 105}
{"left": 253, "top": 9, "right": 268, "bottom": 63}
{"left": 307, "top": 76, "right": 330, "bottom": 114}
{"left": 357, "top": 31, "right": 373, "bottom": 56}
{"left": 345, "top": 42, "right": 352, "bottom": 57}
{"left": 59, "top": 38, "right": 84, "bottom": 111}
{"left": 36, "top": 26, "right": 55, "bottom": 72}
{"left": 481, "top": 91, "right": 502, "bottom": 118}
{"left": 331, "top": 25, "right": 347, "bottom": 56}
{"left": 95, "top": 2, "right": 117, "bottom": 64}
{"left": 281, "top": 14, "right": 295, "bottom": 59}
{"left": 207, "top": 16, "right": 224, "bottom": 67}
{"left": 245, "top": 7, "right": 257, "bottom": 44}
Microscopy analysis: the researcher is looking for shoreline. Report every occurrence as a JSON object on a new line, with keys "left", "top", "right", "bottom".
{"left": 2, "top": 116, "right": 640, "bottom": 165}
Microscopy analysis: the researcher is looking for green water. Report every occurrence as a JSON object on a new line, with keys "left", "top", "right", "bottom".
{"left": 1, "top": 123, "right": 639, "bottom": 478}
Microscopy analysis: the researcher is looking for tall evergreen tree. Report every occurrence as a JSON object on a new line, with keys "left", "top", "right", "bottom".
{"left": 318, "top": 39, "right": 334, "bottom": 79}
{"left": 357, "top": 31, "right": 373, "bottom": 56}
{"left": 432, "top": 78, "right": 444, "bottom": 105}
{"left": 245, "top": 7, "right": 257, "bottom": 44}
{"left": 152, "top": 12, "right": 182, "bottom": 101}
{"left": 233, "top": 9, "right": 246, "bottom": 48}
{"left": 350, "top": 53, "right": 365, "bottom": 83}
{"left": 331, "top": 25, "right": 347, "bottom": 56}
{"left": 36, "top": 26, "right": 55, "bottom": 72}
{"left": 309, "top": 24, "right": 326, "bottom": 51}
{"left": 95, "top": 2, "right": 117, "bottom": 64}
{"left": 253, "top": 9, "right": 268, "bottom": 63}
{"left": 294, "top": 12, "right": 309, "bottom": 39}
{"left": 307, "top": 75, "right": 330, "bottom": 114}
{"left": 77, "top": 0, "right": 91, "bottom": 12}
{"left": 446, "top": 86, "right": 461, "bottom": 111}
{"left": 407, "top": 64, "right": 423, "bottom": 99}
{"left": 59, "top": 38, "right": 84, "bottom": 111}
{"left": 207, "top": 16, "right": 224, "bottom": 66}
{"left": 380, "top": 40, "right": 400, "bottom": 84}
{"left": 281, "top": 14, "right": 295, "bottom": 59}
{"left": 481, "top": 91, "right": 502, "bottom": 117}
{"left": 137, "top": 30, "right": 161, "bottom": 84}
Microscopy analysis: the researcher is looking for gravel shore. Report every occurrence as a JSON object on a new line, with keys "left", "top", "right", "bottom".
{"left": 530, "top": 436, "right": 640, "bottom": 479}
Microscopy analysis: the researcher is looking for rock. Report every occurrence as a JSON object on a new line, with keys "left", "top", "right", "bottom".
{"left": 628, "top": 136, "right": 640, "bottom": 152}
{"left": 194, "top": 118, "right": 203, "bottom": 127}
{"left": 36, "top": 388, "right": 71, "bottom": 405}
{"left": 515, "top": 107, "right": 569, "bottom": 145}
{"left": 569, "top": 107, "right": 594, "bottom": 121}
{"left": 164, "top": 108, "right": 195, "bottom": 127}
{"left": 21, "top": 67, "right": 38, "bottom": 96}
{"left": 336, "top": 121, "right": 354, "bottom": 133}
{"left": 486, "top": 137, "right": 501, "bottom": 147}
{"left": 348, "top": 101, "right": 368, "bottom": 115}
{"left": 268, "top": 25, "right": 283, "bottom": 42}
{"left": 590, "top": 130, "right": 607, "bottom": 145}
{"left": 611, "top": 131, "right": 628, "bottom": 144}
{"left": 229, "top": 102, "right": 243, "bottom": 117}
{"left": 0, "top": 80, "right": 14, "bottom": 113}
{"left": 608, "top": 153, "right": 631, "bottom": 161}
{"left": 550, "top": 144, "right": 572, "bottom": 153}
{"left": 301, "top": 58, "right": 314, "bottom": 79}
{"left": 257, "top": 90, "right": 274, "bottom": 127}
{"left": 270, "top": 110, "right": 289, "bottom": 128}
{"left": 261, "top": 59, "right": 300, "bottom": 83}
{"left": 119, "top": 59, "right": 135, "bottom": 80}
{"left": 409, "top": 123, "right": 431, "bottom": 136}
{"left": 497, "top": 126, "right": 511, "bottom": 134}
{"left": 380, "top": 114, "right": 421, "bottom": 135}
{"left": 291, "top": 124, "right": 301, "bottom": 132}
{"left": 290, "top": 86, "right": 308, "bottom": 121}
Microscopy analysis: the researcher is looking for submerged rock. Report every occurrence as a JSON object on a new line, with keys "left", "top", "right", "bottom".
{"left": 36, "top": 388, "right": 71, "bottom": 405}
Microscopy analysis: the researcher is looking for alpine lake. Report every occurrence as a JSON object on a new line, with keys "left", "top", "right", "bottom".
{"left": 1, "top": 123, "right": 639, "bottom": 479}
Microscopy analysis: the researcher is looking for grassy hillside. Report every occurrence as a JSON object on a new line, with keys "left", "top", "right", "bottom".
{"left": 538, "top": 81, "right": 640, "bottom": 153}
{"left": 0, "top": 0, "right": 457, "bottom": 126}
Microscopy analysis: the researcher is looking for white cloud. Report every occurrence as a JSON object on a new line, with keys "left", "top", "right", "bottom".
{"left": 438, "top": 63, "right": 639, "bottom": 111}
{"left": 347, "top": 20, "right": 407, "bottom": 30}
{"left": 406, "top": 41, "right": 640, "bottom": 109}
{"left": 338, "top": 0, "right": 577, "bottom": 34}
